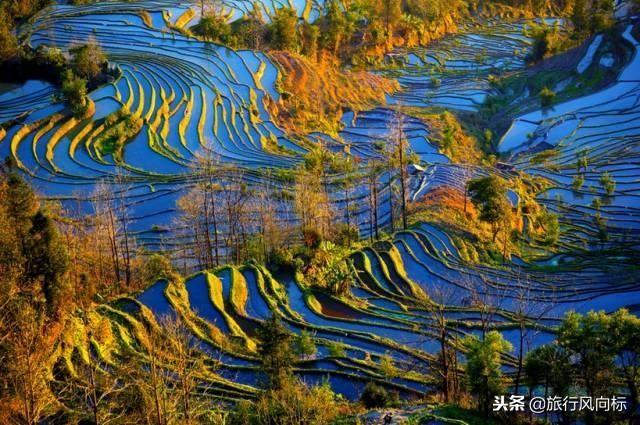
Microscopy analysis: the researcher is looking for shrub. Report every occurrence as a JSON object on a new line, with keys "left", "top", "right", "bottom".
{"left": 34, "top": 46, "right": 66, "bottom": 75}
{"left": 379, "top": 354, "right": 398, "bottom": 379}
{"left": 295, "top": 329, "right": 317, "bottom": 359}
{"left": 141, "top": 253, "right": 176, "bottom": 283}
{"left": 268, "top": 7, "right": 298, "bottom": 51}
{"left": 250, "top": 378, "right": 338, "bottom": 425}
{"left": 600, "top": 171, "right": 615, "bottom": 196}
{"left": 305, "top": 250, "right": 355, "bottom": 296}
{"left": 360, "top": 382, "right": 391, "bottom": 408}
{"left": 267, "top": 246, "right": 297, "bottom": 270}
{"left": 572, "top": 174, "right": 584, "bottom": 190}
{"left": 332, "top": 223, "right": 359, "bottom": 247}
{"left": 540, "top": 86, "right": 556, "bottom": 107}
{"left": 526, "top": 22, "right": 562, "bottom": 63}
{"left": 61, "top": 70, "right": 88, "bottom": 117}
{"left": 70, "top": 42, "right": 106, "bottom": 79}
{"left": 302, "top": 227, "right": 322, "bottom": 249}
{"left": 327, "top": 340, "right": 346, "bottom": 357}
{"left": 0, "top": 8, "right": 18, "bottom": 61}
{"left": 538, "top": 210, "right": 559, "bottom": 246}
{"left": 231, "top": 13, "right": 266, "bottom": 49}
{"left": 193, "top": 15, "right": 231, "bottom": 44}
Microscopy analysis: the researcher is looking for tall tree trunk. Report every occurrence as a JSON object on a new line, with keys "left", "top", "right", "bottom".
{"left": 440, "top": 325, "right": 449, "bottom": 403}
{"left": 210, "top": 188, "right": 219, "bottom": 266}
{"left": 399, "top": 135, "right": 408, "bottom": 230}
{"left": 106, "top": 206, "right": 121, "bottom": 291}
{"left": 514, "top": 323, "right": 524, "bottom": 394}
{"left": 373, "top": 177, "right": 379, "bottom": 240}
{"left": 202, "top": 188, "right": 213, "bottom": 269}
{"left": 368, "top": 178, "right": 374, "bottom": 244}
{"left": 344, "top": 183, "right": 351, "bottom": 247}
{"left": 387, "top": 171, "right": 394, "bottom": 233}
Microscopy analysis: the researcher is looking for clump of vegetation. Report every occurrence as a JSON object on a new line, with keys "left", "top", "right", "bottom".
{"left": 268, "top": 7, "right": 299, "bottom": 51}
{"left": 464, "top": 331, "right": 512, "bottom": 418}
{"left": 327, "top": 340, "right": 346, "bottom": 357}
{"left": 467, "top": 175, "right": 512, "bottom": 243}
{"left": 571, "top": 0, "right": 615, "bottom": 39}
{"left": 70, "top": 41, "right": 107, "bottom": 79}
{"left": 191, "top": 14, "right": 232, "bottom": 44}
{"left": 95, "top": 108, "right": 143, "bottom": 160}
{"left": 0, "top": 7, "right": 18, "bottom": 60}
{"left": 600, "top": 171, "right": 616, "bottom": 196}
{"left": 360, "top": 382, "right": 398, "bottom": 408}
{"left": 407, "top": 108, "right": 484, "bottom": 163}
{"left": 529, "top": 148, "right": 559, "bottom": 165}
{"left": 525, "top": 310, "right": 640, "bottom": 424}
{"left": 525, "top": 22, "right": 564, "bottom": 63}
{"left": 61, "top": 70, "right": 89, "bottom": 117}
{"left": 539, "top": 86, "right": 556, "bottom": 107}
{"left": 303, "top": 242, "right": 356, "bottom": 296}
{"left": 537, "top": 210, "right": 560, "bottom": 246}
{"left": 268, "top": 51, "right": 399, "bottom": 135}
{"left": 234, "top": 378, "right": 339, "bottom": 425}
{"left": 295, "top": 329, "right": 317, "bottom": 359}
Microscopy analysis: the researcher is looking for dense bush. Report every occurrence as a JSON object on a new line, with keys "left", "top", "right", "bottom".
{"left": 192, "top": 15, "right": 232, "bottom": 44}
{"left": 61, "top": 70, "right": 89, "bottom": 117}
{"left": 303, "top": 242, "right": 356, "bottom": 295}
{"left": 360, "top": 382, "right": 392, "bottom": 408}
{"left": 141, "top": 253, "right": 176, "bottom": 283}
{"left": 526, "top": 23, "right": 562, "bottom": 63}
{"left": 0, "top": 8, "right": 18, "bottom": 60}
{"left": 231, "top": 378, "right": 338, "bottom": 425}
{"left": 464, "top": 331, "right": 512, "bottom": 417}
{"left": 540, "top": 86, "right": 556, "bottom": 107}
{"left": 231, "top": 15, "right": 266, "bottom": 49}
{"left": 333, "top": 223, "right": 359, "bottom": 247}
{"left": 70, "top": 42, "right": 107, "bottom": 79}
{"left": 267, "top": 7, "right": 298, "bottom": 51}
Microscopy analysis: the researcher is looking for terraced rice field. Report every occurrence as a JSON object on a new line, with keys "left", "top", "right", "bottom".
{"left": 383, "top": 18, "right": 564, "bottom": 112}
{"left": 1, "top": 0, "right": 639, "bottom": 400}
{"left": 500, "top": 23, "right": 640, "bottom": 252}
{"left": 1, "top": 0, "right": 422, "bottom": 250}
{"left": 86, "top": 219, "right": 638, "bottom": 400}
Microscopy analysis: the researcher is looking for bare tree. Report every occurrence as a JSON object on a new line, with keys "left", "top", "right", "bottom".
{"left": 333, "top": 155, "right": 360, "bottom": 246}
{"left": 462, "top": 165, "right": 473, "bottom": 214}
{"left": 130, "top": 315, "right": 219, "bottom": 424}
{"left": 511, "top": 273, "right": 555, "bottom": 394}
{"left": 219, "top": 166, "right": 251, "bottom": 263}
{"left": 366, "top": 159, "right": 387, "bottom": 242}
{"left": 113, "top": 169, "right": 135, "bottom": 290}
{"left": 252, "top": 171, "right": 288, "bottom": 262}
{"left": 195, "top": 148, "right": 223, "bottom": 267}
{"left": 92, "top": 181, "right": 122, "bottom": 294}
{"left": 385, "top": 106, "right": 411, "bottom": 231}
{"left": 425, "top": 283, "right": 462, "bottom": 403}
{"left": 6, "top": 304, "right": 55, "bottom": 425}
{"left": 177, "top": 188, "right": 209, "bottom": 270}
{"left": 294, "top": 166, "right": 333, "bottom": 242}
{"left": 57, "top": 317, "right": 132, "bottom": 424}
{"left": 461, "top": 272, "right": 504, "bottom": 340}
